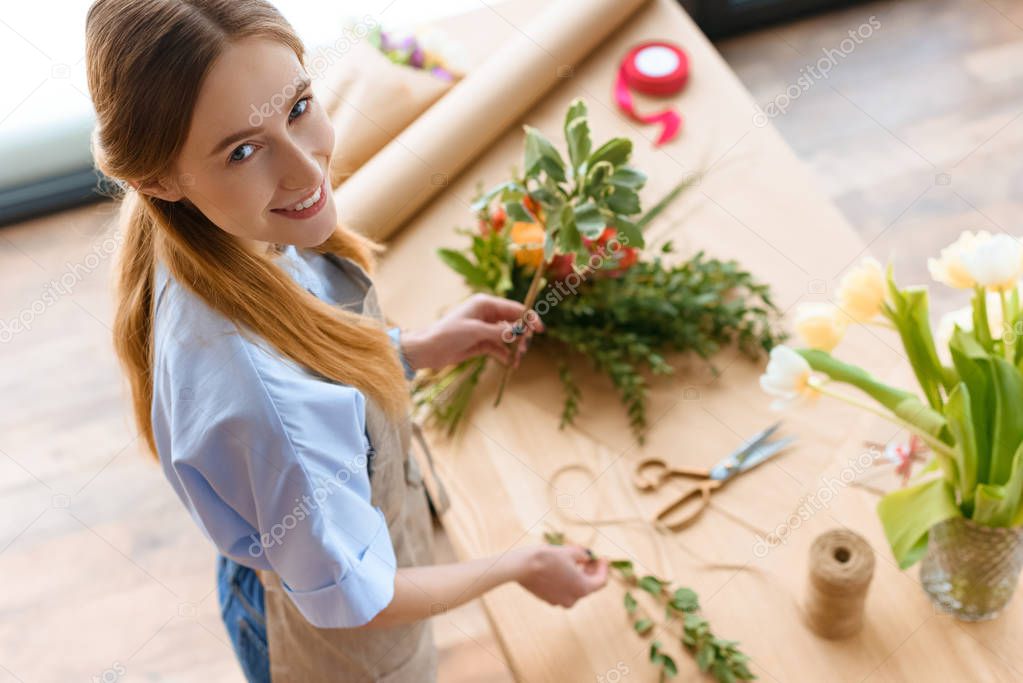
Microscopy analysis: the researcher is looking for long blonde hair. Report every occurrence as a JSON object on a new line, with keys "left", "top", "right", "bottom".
{"left": 86, "top": 0, "right": 411, "bottom": 460}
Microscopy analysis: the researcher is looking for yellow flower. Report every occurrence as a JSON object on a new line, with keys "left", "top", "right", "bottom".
{"left": 794, "top": 303, "right": 847, "bottom": 352}
{"left": 837, "top": 257, "right": 886, "bottom": 321}
{"left": 510, "top": 221, "right": 545, "bottom": 268}
{"left": 928, "top": 231, "right": 989, "bottom": 289}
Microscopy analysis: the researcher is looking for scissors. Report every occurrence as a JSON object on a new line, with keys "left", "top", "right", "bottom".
{"left": 632, "top": 421, "right": 797, "bottom": 531}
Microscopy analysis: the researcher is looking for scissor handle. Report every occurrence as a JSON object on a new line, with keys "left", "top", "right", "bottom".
{"left": 633, "top": 459, "right": 669, "bottom": 491}
{"left": 653, "top": 479, "right": 723, "bottom": 531}
{"left": 633, "top": 458, "right": 709, "bottom": 491}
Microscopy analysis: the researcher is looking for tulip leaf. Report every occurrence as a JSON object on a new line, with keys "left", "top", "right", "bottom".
{"left": 877, "top": 477, "right": 961, "bottom": 569}
{"left": 949, "top": 328, "right": 993, "bottom": 483}
{"left": 988, "top": 356, "right": 1023, "bottom": 485}
{"left": 972, "top": 286, "right": 995, "bottom": 353}
{"left": 944, "top": 383, "right": 975, "bottom": 503}
{"left": 797, "top": 349, "right": 917, "bottom": 412}
{"left": 884, "top": 267, "right": 950, "bottom": 409}
{"left": 894, "top": 397, "right": 947, "bottom": 439}
{"left": 973, "top": 441, "right": 1023, "bottom": 526}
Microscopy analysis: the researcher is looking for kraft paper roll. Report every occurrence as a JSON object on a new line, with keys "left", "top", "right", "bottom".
{"left": 333, "top": 0, "right": 651, "bottom": 242}
{"left": 324, "top": 41, "right": 458, "bottom": 189}
{"left": 804, "top": 528, "right": 875, "bottom": 639}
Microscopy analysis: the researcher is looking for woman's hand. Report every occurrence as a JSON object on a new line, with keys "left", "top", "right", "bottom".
{"left": 515, "top": 544, "right": 610, "bottom": 608}
{"left": 365, "top": 542, "right": 609, "bottom": 628}
{"left": 401, "top": 293, "right": 545, "bottom": 371}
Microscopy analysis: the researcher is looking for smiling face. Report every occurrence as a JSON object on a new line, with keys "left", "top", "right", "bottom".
{"left": 146, "top": 36, "right": 337, "bottom": 252}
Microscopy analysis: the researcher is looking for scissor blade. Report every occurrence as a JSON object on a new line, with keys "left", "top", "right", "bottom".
{"left": 713, "top": 421, "right": 781, "bottom": 470}
{"left": 709, "top": 433, "right": 796, "bottom": 481}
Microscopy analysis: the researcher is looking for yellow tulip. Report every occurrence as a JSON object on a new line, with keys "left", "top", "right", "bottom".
{"left": 837, "top": 257, "right": 886, "bottom": 321}
{"left": 510, "top": 221, "right": 545, "bottom": 268}
{"left": 794, "top": 303, "right": 847, "bottom": 352}
{"left": 927, "top": 231, "right": 989, "bottom": 289}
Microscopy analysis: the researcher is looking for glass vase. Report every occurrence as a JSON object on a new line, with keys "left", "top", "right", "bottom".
{"left": 920, "top": 516, "right": 1023, "bottom": 621}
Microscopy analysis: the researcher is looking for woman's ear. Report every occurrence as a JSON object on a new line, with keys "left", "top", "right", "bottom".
{"left": 135, "top": 175, "right": 186, "bottom": 202}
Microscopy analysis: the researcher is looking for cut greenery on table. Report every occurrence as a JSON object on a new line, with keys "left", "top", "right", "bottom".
{"left": 412, "top": 98, "right": 785, "bottom": 443}
{"left": 760, "top": 231, "right": 1023, "bottom": 568}
{"left": 544, "top": 531, "right": 755, "bottom": 682}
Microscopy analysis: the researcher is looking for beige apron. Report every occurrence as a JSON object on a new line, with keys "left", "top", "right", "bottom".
{"left": 256, "top": 253, "right": 449, "bottom": 682}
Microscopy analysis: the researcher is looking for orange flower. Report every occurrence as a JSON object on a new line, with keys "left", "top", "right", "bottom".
{"left": 510, "top": 221, "right": 545, "bottom": 268}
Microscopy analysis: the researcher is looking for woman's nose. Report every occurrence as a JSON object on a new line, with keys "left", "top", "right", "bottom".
{"left": 279, "top": 142, "right": 323, "bottom": 191}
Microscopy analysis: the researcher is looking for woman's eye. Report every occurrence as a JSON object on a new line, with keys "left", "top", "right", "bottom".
{"left": 228, "top": 143, "right": 255, "bottom": 164}
{"left": 289, "top": 95, "right": 313, "bottom": 123}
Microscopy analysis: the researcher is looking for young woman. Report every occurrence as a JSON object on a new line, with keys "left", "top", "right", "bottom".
{"left": 84, "top": 1, "right": 610, "bottom": 681}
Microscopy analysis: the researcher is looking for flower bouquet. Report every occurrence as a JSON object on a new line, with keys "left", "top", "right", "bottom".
{"left": 366, "top": 24, "right": 467, "bottom": 81}
{"left": 413, "top": 98, "right": 786, "bottom": 443}
{"left": 760, "top": 232, "right": 1023, "bottom": 620}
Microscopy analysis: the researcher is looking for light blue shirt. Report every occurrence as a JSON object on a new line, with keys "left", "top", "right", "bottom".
{"left": 151, "top": 245, "right": 414, "bottom": 629}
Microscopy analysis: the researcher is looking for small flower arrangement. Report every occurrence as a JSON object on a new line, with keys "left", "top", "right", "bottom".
{"left": 413, "top": 99, "right": 785, "bottom": 442}
{"left": 367, "top": 24, "right": 466, "bottom": 81}
{"left": 761, "top": 230, "right": 1023, "bottom": 574}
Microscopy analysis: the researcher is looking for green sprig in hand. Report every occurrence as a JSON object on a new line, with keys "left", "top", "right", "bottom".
{"left": 544, "top": 531, "right": 755, "bottom": 683}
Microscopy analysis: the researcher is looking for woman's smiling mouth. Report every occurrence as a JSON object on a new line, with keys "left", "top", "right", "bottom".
{"left": 271, "top": 178, "right": 327, "bottom": 219}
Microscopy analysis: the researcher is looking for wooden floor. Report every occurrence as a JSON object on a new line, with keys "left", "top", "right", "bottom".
{"left": 1, "top": 0, "right": 1021, "bottom": 680}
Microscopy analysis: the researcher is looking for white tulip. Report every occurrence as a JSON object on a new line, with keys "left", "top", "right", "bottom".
{"left": 935, "top": 285, "right": 1020, "bottom": 358}
{"left": 759, "top": 345, "right": 817, "bottom": 409}
{"left": 961, "top": 233, "right": 1023, "bottom": 292}
{"left": 928, "top": 231, "right": 989, "bottom": 290}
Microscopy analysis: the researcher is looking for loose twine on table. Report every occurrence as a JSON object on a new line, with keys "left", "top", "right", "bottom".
{"left": 545, "top": 461, "right": 875, "bottom": 640}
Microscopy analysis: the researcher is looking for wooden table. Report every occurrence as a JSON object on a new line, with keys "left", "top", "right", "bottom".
{"left": 373, "top": 0, "right": 1023, "bottom": 680}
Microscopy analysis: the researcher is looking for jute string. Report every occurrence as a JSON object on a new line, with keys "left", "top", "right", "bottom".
{"left": 547, "top": 461, "right": 875, "bottom": 639}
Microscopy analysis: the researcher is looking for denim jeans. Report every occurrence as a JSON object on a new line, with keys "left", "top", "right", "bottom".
{"left": 216, "top": 555, "right": 270, "bottom": 683}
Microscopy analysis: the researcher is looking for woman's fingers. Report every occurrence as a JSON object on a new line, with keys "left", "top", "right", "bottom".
{"left": 472, "top": 294, "right": 545, "bottom": 333}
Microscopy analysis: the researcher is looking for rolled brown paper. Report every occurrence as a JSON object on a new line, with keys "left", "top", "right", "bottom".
{"left": 325, "top": 41, "right": 458, "bottom": 189}
{"left": 804, "top": 528, "right": 875, "bottom": 639}
{"left": 333, "top": 0, "right": 651, "bottom": 242}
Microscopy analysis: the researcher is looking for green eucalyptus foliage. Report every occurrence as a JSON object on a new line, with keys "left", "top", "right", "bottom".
{"left": 544, "top": 532, "right": 755, "bottom": 682}
{"left": 416, "top": 99, "right": 785, "bottom": 442}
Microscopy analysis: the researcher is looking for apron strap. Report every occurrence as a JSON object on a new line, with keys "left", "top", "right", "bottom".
{"left": 410, "top": 420, "right": 451, "bottom": 516}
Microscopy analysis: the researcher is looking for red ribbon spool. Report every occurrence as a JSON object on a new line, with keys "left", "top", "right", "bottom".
{"left": 614, "top": 41, "right": 689, "bottom": 146}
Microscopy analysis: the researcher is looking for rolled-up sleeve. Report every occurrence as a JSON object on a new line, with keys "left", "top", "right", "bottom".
{"left": 153, "top": 321, "right": 398, "bottom": 629}
{"left": 387, "top": 326, "right": 417, "bottom": 381}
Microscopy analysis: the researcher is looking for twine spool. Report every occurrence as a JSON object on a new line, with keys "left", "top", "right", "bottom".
{"left": 804, "top": 529, "right": 875, "bottom": 639}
